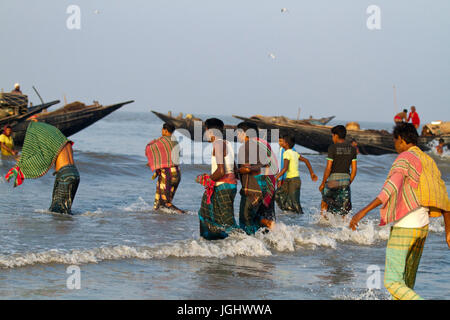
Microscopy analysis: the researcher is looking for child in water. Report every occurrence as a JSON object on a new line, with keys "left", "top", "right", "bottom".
{"left": 275, "top": 135, "right": 318, "bottom": 213}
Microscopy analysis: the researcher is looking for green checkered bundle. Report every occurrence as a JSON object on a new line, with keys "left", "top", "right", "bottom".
{"left": 18, "top": 122, "right": 69, "bottom": 179}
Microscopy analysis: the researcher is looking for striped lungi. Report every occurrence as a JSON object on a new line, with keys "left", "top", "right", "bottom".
{"left": 239, "top": 174, "right": 276, "bottom": 235}
{"left": 198, "top": 183, "right": 238, "bottom": 240}
{"left": 49, "top": 164, "right": 80, "bottom": 215}
{"left": 322, "top": 173, "right": 352, "bottom": 215}
{"left": 153, "top": 166, "right": 181, "bottom": 210}
{"left": 384, "top": 225, "right": 429, "bottom": 300}
{"left": 274, "top": 177, "right": 303, "bottom": 214}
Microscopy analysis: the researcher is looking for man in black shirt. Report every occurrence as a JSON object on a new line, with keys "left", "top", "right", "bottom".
{"left": 319, "top": 125, "right": 357, "bottom": 217}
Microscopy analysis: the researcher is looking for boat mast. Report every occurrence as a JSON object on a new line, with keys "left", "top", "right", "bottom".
{"left": 393, "top": 85, "right": 398, "bottom": 113}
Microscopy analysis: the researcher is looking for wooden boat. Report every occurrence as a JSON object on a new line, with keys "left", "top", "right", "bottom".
{"left": 226, "top": 114, "right": 335, "bottom": 126}
{"left": 233, "top": 115, "right": 396, "bottom": 155}
{"left": 151, "top": 110, "right": 335, "bottom": 141}
{"left": 11, "top": 100, "right": 134, "bottom": 146}
{"left": 306, "top": 115, "right": 335, "bottom": 125}
{"left": 151, "top": 110, "right": 449, "bottom": 155}
{"left": 151, "top": 110, "right": 237, "bottom": 142}
{"left": 0, "top": 100, "right": 60, "bottom": 128}
{"left": 233, "top": 115, "right": 450, "bottom": 155}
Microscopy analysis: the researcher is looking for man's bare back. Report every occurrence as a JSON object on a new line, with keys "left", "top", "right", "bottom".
{"left": 55, "top": 143, "right": 74, "bottom": 171}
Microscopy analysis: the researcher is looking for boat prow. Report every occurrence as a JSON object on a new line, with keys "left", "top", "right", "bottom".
{"left": 11, "top": 100, "right": 134, "bottom": 146}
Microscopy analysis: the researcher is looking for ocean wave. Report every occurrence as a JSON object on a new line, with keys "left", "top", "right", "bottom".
{"left": 0, "top": 219, "right": 386, "bottom": 269}
{"left": 1, "top": 210, "right": 446, "bottom": 269}
{"left": 255, "top": 223, "right": 337, "bottom": 251}
{"left": 0, "top": 234, "right": 270, "bottom": 269}
{"left": 306, "top": 211, "right": 390, "bottom": 245}
{"left": 307, "top": 210, "right": 446, "bottom": 244}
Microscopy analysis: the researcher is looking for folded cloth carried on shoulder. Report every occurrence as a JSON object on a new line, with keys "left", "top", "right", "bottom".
{"left": 145, "top": 136, "right": 179, "bottom": 171}
{"left": 5, "top": 122, "right": 70, "bottom": 187}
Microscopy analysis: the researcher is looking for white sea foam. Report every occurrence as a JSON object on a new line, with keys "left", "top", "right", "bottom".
{"left": 0, "top": 213, "right": 443, "bottom": 269}
{"left": 80, "top": 208, "right": 105, "bottom": 217}
{"left": 123, "top": 197, "right": 154, "bottom": 212}
{"left": 122, "top": 197, "right": 196, "bottom": 215}
{"left": 334, "top": 288, "right": 391, "bottom": 300}
{"left": 306, "top": 211, "right": 390, "bottom": 245}
{"left": 0, "top": 221, "right": 347, "bottom": 269}
{"left": 0, "top": 232, "right": 272, "bottom": 269}
{"left": 255, "top": 223, "right": 337, "bottom": 251}
{"left": 429, "top": 217, "right": 445, "bottom": 233}
{"left": 33, "top": 209, "right": 74, "bottom": 218}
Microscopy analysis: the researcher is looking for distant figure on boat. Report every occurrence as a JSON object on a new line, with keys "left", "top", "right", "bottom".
{"left": 394, "top": 109, "right": 408, "bottom": 124}
{"left": 436, "top": 138, "right": 445, "bottom": 155}
{"left": 0, "top": 125, "right": 18, "bottom": 156}
{"left": 10, "top": 83, "right": 22, "bottom": 95}
{"left": 350, "top": 138, "right": 360, "bottom": 155}
{"left": 407, "top": 106, "right": 420, "bottom": 129}
{"left": 5, "top": 122, "right": 80, "bottom": 215}
{"left": 319, "top": 125, "right": 357, "bottom": 217}
{"left": 145, "top": 122, "right": 184, "bottom": 214}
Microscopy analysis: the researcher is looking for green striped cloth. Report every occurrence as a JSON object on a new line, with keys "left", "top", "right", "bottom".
{"left": 18, "top": 122, "right": 70, "bottom": 179}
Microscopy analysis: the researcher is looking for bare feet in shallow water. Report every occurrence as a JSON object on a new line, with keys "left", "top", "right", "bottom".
{"left": 261, "top": 218, "right": 275, "bottom": 230}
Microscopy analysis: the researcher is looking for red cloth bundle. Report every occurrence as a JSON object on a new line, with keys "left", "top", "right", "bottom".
{"left": 145, "top": 136, "right": 178, "bottom": 171}
{"left": 5, "top": 166, "right": 24, "bottom": 187}
{"left": 196, "top": 173, "right": 216, "bottom": 204}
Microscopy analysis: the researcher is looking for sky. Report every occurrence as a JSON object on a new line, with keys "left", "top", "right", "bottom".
{"left": 1, "top": 0, "right": 449, "bottom": 123}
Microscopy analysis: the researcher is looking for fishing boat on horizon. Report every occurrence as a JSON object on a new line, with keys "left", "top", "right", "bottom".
{"left": 151, "top": 110, "right": 449, "bottom": 155}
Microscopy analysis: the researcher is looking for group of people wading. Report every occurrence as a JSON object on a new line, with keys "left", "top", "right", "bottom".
{"left": 3, "top": 116, "right": 450, "bottom": 301}
{"left": 147, "top": 119, "right": 361, "bottom": 240}
{"left": 146, "top": 118, "right": 450, "bottom": 301}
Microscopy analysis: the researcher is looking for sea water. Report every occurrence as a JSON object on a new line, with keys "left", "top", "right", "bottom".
{"left": 0, "top": 111, "right": 448, "bottom": 300}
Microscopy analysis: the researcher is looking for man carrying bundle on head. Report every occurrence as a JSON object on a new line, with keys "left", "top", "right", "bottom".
{"left": 197, "top": 118, "right": 239, "bottom": 240}
{"left": 236, "top": 121, "right": 278, "bottom": 234}
{"left": 5, "top": 121, "right": 80, "bottom": 215}
{"left": 349, "top": 123, "right": 450, "bottom": 300}
{"left": 145, "top": 122, "right": 184, "bottom": 214}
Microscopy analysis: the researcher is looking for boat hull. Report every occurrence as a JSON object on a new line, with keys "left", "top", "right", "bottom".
{"left": 233, "top": 116, "right": 449, "bottom": 155}
{"left": 12, "top": 100, "right": 134, "bottom": 146}
{"left": 151, "top": 111, "right": 449, "bottom": 155}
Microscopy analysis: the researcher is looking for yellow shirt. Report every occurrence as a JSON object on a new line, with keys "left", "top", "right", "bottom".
{"left": 0, "top": 134, "right": 14, "bottom": 156}
{"left": 283, "top": 149, "right": 299, "bottom": 179}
